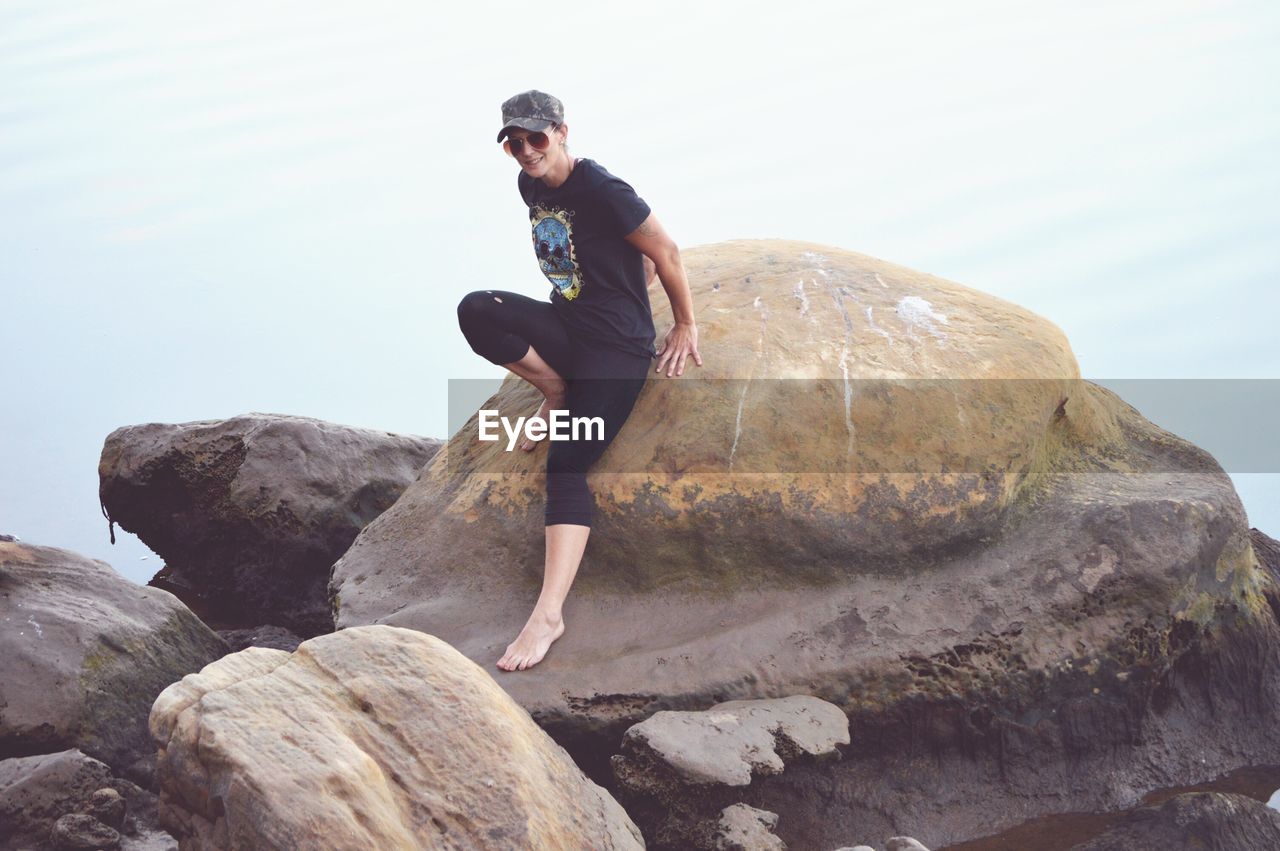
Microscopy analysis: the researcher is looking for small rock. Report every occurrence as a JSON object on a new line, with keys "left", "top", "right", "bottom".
{"left": 613, "top": 695, "right": 848, "bottom": 850}
{"left": 712, "top": 803, "right": 785, "bottom": 850}
{"left": 0, "top": 532, "right": 17, "bottom": 541}
{"left": 217, "top": 624, "right": 303, "bottom": 653}
{"left": 51, "top": 813, "right": 120, "bottom": 850}
{"left": 0, "top": 750, "right": 115, "bottom": 844}
{"left": 86, "top": 787, "right": 127, "bottom": 828}
{"left": 886, "top": 838, "right": 931, "bottom": 851}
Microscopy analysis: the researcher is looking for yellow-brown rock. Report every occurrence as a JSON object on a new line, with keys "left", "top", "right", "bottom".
{"left": 418, "top": 240, "right": 1119, "bottom": 575}
{"left": 330, "top": 239, "right": 1280, "bottom": 848}
{"left": 149, "top": 625, "right": 642, "bottom": 850}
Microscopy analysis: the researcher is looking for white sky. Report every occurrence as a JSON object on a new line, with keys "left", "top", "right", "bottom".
{"left": 2, "top": 0, "right": 1277, "bottom": 583}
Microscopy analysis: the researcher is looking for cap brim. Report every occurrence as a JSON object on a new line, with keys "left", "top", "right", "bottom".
{"left": 496, "top": 118, "right": 556, "bottom": 143}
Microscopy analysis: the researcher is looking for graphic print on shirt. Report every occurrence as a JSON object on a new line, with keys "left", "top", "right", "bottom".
{"left": 530, "top": 205, "right": 581, "bottom": 301}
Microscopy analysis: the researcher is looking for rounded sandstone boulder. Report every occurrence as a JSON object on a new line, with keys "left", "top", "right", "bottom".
{"left": 149, "top": 625, "right": 643, "bottom": 850}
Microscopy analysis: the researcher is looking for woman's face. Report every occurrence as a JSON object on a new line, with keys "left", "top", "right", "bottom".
{"left": 505, "top": 124, "right": 568, "bottom": 179}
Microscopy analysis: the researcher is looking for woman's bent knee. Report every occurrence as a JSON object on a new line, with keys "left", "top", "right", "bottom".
{"left": 457, "top": 290, "right": 499, "bottom": 323}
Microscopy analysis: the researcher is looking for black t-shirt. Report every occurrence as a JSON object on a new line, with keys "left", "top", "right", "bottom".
{"left": 518, "top": 158, "right": 657, "bottom": 359}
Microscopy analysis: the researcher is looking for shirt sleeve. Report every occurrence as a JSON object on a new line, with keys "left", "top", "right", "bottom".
{"left": 596, "top": 170, "right": 652, "bottom": 236}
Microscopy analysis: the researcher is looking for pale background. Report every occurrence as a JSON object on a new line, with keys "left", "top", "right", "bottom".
{"left": 2, "top": 0, "right": 1277, "bottom": 586}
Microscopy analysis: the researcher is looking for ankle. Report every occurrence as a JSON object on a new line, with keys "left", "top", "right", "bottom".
{"left": 532, "top": 604, "right": 563, "bottom": 624}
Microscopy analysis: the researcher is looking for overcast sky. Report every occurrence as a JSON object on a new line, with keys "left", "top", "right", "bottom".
{"left": 2, "top": 0, "right": 1277, "bottom": 584}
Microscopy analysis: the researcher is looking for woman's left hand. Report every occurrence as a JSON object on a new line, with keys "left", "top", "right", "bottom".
{"left": 655, "top": 322, "right": 703, "bottom": 377}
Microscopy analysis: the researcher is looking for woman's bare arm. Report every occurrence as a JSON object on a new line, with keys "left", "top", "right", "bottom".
{"left": 625, "top": 213, "right": 702, "bottom": 376}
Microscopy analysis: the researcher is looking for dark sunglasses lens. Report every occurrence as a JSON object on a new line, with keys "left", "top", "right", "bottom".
{"left": 502, "top": 130, "right": 552, "bottom": 157}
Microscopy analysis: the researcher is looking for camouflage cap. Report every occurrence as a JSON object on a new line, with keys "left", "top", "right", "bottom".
{"left": 496, "top": 90, "right": 564, "bottom": 142}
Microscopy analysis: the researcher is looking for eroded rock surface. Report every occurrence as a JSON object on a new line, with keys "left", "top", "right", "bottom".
{"left": 611, "top": 696, "right": 848, "bottom": 849}
{"left": 0, "top": 749, "right": 174, "bottom": 851}
{"left": 99, "top": 413, "right": 441, "bottom": 636}
{"left": 711, "top": 803, "right": 785, "bottom": 851}
{"left": 1070, "top": 791, "right": 1280, "bottom": 850}
{"left": 329, "top": 240, "right": 1280, "bottom": 848}
{"left": 0, "top": 542, "right": 226, "bottom": 779}
{"left": 150, "top": 625, "right": 642, "bottom": 850}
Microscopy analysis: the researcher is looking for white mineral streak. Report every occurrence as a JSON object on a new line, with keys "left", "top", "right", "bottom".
{"left": 865, "top": 306, "right": 894, "bottom": 347}
{"left": 731, "top": 296, "right": 769, "bottom": 472}
{"left": 826, "top": 288, "right": 857, "bottom": 461}
{"left": 896, "top": 296, "right": 949, "bottom": 338}
{"left": 793, "top": 279, "right": 810, "bottom": 316}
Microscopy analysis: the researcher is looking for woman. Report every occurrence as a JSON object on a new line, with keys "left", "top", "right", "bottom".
{"left": 457, "top": 89, "right": 701, "bottom": 672}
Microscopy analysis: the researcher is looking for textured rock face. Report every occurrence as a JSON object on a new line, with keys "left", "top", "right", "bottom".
{"left": 0, "top": 543, "right": 226, "bottom": 779}
{"left": 98, "top": 413, "right": 441, "bottom": 636}
{"left": 0, "top": 750, "right": 114, "bottom": 845}
{"left": 1072, "top": 792, "right": 1280, "bottom": 850}
{"left": 0, "top": 749, "right": 174, "bottom": 850}
{"left": 330, "top": 240, "right": 1280, "bottom": 847}
{"left": 149, "top": 625, "right": 642, "bottom": 850}
{"left": 611, "top": 696, "right": 848, "bottom": 850}
{"left": 337, "top": 240, "right": 1102, "bottom": 613}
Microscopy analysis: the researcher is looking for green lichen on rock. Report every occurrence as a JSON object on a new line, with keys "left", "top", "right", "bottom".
{"left": 77, "top": 609, "right": 225, "bottom": 772}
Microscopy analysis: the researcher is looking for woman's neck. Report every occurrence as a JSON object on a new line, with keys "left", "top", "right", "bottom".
{"left": 539, "top": 155, "right": 579, "bottom": 189}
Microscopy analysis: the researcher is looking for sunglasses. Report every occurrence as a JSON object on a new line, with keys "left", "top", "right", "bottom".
{"left": 502, "top": 127, "right": 556, "bottom": 157}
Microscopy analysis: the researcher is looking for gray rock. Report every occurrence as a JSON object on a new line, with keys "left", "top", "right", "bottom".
{"left": 1252, "top": 527, "right": 1280, "bottom": 582}
{"left": 87, "top": 788, "right": 126, "bottom": 828}
{"left": 612, "top": 696, "right": 847, "bottom": 850}
{"left": 0, "top": 750, "right": 114, "bottom": 844}
{"left": 712, "top": 803, "right": 785, "bottom": 850}
{"left": 617, "top": 695, "right": 849, "bottom": 787}
{"left": 0, "top": 533, "right": 18, "bottom": 542}
{"left": 0, "top": 749, "right": 174, "bottom": 851}
{"left": 51, "top": 813, "right": 120, "bottom": 849}
{"left": 118, "top": 826, "right": 178, "bottom": 850}
{"left": 0, "top": 543, "right": 226, "bottom": 779}
{"left": 1070, "top": 791, "right": 1280, "bottom": 849}
{"left": 216, "top": 624, "right": 302, "bottom": 653}
{"left": 99, "top": 413, "right": 441, "bottom": 636}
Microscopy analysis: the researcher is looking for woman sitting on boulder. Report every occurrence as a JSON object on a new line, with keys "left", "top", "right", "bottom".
{"left": 457, "top": 90, "right": 702, "bottom": 672}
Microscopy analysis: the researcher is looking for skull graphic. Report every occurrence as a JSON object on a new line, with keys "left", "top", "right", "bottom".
{"left": 530, "top": 207, "right": 581, "bottom": 300}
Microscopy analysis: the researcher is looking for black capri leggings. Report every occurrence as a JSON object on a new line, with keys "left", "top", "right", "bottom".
{"left": 457, "top": 289, "right": 651, "bottom": 528}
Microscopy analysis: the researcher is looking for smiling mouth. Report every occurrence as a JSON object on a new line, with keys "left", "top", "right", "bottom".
{"left": 522, "top": 155, "right": 543, "bottom": 167}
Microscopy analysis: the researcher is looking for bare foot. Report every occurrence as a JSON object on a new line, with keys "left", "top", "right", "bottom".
{"left": 496, "top": 609, "right": 565, "bottom": 671}
{"left": 519, "top": 393, "right": 565, "bottom": 452}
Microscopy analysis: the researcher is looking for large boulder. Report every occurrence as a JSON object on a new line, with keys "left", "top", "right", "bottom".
{"left": 0, "top": 542, "right": 226, "bottom": 780}
{"left": 330, "top": 239, "right": 1280, "bottom": 847}
{"left": 149, "top": 625, "right": 642, "bottom": 850}
{"left": 99, "top": 413, "right": 441, "bottom": 636}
